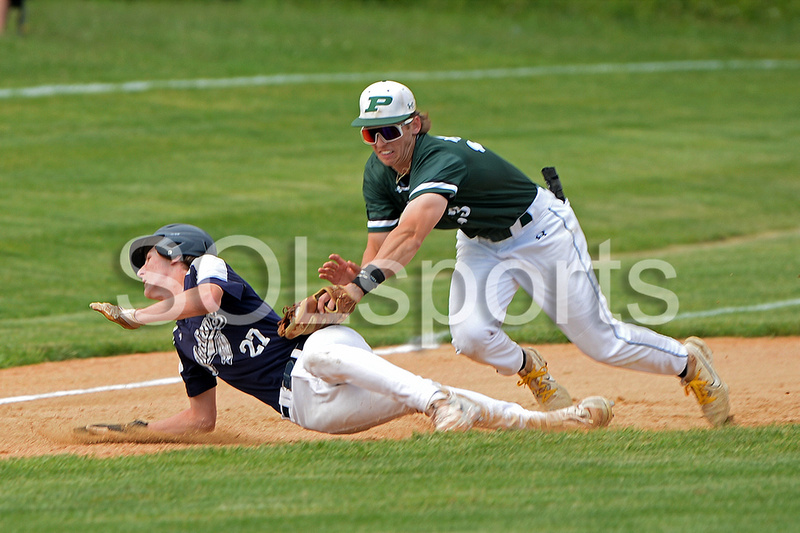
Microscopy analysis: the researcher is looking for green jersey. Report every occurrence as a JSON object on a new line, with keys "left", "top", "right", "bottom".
{"left": 362, "top": 134, "right": 539, "bottom": 240}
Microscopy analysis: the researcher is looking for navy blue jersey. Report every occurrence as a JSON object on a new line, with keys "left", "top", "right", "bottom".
{"left": 172, "top": 255, "right": 300, "bottom": 413}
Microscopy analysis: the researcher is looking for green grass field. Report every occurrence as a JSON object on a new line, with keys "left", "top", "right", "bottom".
{"left": 1, "top": 0, "right": 799, "bottom": 531}
{"left": 1, "top": 427, "right": 799, "bottom": 532}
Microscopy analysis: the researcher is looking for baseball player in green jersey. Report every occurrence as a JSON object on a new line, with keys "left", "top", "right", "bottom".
{"left": 318, "top": 80, "right": 730, "bottom": 427}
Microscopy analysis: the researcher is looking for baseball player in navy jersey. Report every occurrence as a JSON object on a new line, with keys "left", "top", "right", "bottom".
{"left": 318, "top": 80, "right": 730, "bottom": 426}
{"left": 84, "top": 223, "right": 614, "bottom": 437}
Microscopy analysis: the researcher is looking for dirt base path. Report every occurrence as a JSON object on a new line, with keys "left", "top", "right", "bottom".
{"left": 1, "top": 337, "right": 797, "bottom": 459}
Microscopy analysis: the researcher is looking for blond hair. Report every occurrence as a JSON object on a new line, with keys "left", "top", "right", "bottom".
{"left": 418, "top": 112, "right": 432, "bottom": 134}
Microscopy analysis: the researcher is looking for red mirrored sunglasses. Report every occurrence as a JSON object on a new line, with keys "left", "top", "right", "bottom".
{"left": 360, "top": 117, "right": 414, "bottom": 145}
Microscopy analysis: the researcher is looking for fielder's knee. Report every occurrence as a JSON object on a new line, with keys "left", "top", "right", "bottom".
{"left": 450, "top": 323, "right": 525, "bottom": 375}
{"left": 451, "top": 324, "right": 496, "bottom": 359}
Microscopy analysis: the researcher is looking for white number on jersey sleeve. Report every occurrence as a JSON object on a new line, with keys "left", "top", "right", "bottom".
{"left": 433, "top": 136, "right": 486, "bottom": 153}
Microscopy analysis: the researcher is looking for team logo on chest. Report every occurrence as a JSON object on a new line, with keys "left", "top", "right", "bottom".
{"left": 192, "top": 312, "right": 234, "bottom": 376}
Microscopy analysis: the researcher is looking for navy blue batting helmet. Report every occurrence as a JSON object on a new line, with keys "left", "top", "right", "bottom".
{"left": 129, "top": 223, "right": 216, "bottom": 270}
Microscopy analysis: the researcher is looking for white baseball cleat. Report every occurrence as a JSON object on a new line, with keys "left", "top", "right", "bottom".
{"left": 517, "top": 347, "right": 573, "bottom": 410}
{"left": 427, "top": 389, "right": 484, "bottom": 432}
{"left": 681, "top": 337, "right": 731, "bottom": 427}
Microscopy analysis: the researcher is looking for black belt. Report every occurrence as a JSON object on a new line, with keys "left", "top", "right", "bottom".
{"left": 481, "top": 211, "right": 533, "bottom": 242}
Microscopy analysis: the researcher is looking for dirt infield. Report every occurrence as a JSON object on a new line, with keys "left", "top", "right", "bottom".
{"left": 1, "top": 337, "right": 797, "bottom": 459}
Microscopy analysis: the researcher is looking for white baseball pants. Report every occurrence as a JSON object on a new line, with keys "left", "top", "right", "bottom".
{"left": 449, "top": 187, "right": 689, "bottom": 377}
{"left": 281, "top": 326, "right": 564, "bottom": 434}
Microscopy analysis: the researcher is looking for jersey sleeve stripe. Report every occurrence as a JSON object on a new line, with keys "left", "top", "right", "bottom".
{"left": 367, "top": 219, "right": 399, "bottom": 229}
{"left": 410, "top": 181, "right": 459, "bottom": 198}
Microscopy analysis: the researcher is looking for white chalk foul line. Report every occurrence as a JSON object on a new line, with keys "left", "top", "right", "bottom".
{"left": 672, "top": 297, "right": 800, "bottom": 320}
{"left": 0, "top": 377, "right": 181, "bottom": 406}
{"left": 2, "top": 298, "right": 797, "bottom": 406}
{"left": 1, "top": 59, "right": 798, "bottom": 99}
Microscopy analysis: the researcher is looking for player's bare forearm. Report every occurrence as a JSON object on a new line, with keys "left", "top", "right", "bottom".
{"left": 365, "top": 228, "right": 424, "bottom": 276}
{"left": 316, "top": 229, "right": 419, "bottom": 311}
{"left": 93, "top": 286, "right": 223, "bottom": 329}
{"left": 315, "top": 195, "right": 444, "bottom": 310}
{"left": 136, "top": 284, "right": 223, "bottom": 324}
{"left": 360, "top": 232, "right": 387, "bottom": 267}
{"left": 367, "top": 193, "right": 447, "bottom": 276}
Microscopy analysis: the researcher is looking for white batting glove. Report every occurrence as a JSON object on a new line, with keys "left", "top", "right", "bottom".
{"left": 90, "top": 302, "right": 144, "bottom": 330}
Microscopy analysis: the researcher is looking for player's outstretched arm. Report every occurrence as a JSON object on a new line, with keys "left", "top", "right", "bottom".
{"left": 364, "top": 193, "right": 446, "bottom": 276}
{"left": 134, "top": 283, "right": 223, "bottom": 324}
{"left": 74, "top": 389, "right": 218, "bottom": 437}
{"left": 317, "top": 194, "right": 446, "bottom": 310}
{"left": 90, "top": 284, "right": 224, "bottom": 328}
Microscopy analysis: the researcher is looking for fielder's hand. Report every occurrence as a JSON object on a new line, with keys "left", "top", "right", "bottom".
{"left": 74, "top": 419, "right": 149, "bottom": 435}
{"left": 318, "top": 254, "right": 360, "bottom": 285}
{"left": 277, "top": 285, "right": 359, "bottom": 339}
{"left": 90, "top": 302, "right": 144, "bottom": 330}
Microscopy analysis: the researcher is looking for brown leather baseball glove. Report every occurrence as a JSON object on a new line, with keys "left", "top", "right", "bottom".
{"left": 277, "top": 286, "right": 358, "bottom": 339}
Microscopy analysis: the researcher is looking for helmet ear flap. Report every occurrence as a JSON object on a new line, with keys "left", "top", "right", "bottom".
{"left": 154, "top": 238, "right": 181, "bottom": 261}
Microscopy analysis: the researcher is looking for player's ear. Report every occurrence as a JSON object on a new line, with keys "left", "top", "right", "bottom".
{"left": 410, "top": 114, "right": 422, "bottom": 134}
{"left": 416, "top": 112, "right": 431, "bottom": 135}
{"left": 172, "top": 255, "right": 194, "bottom": 271}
